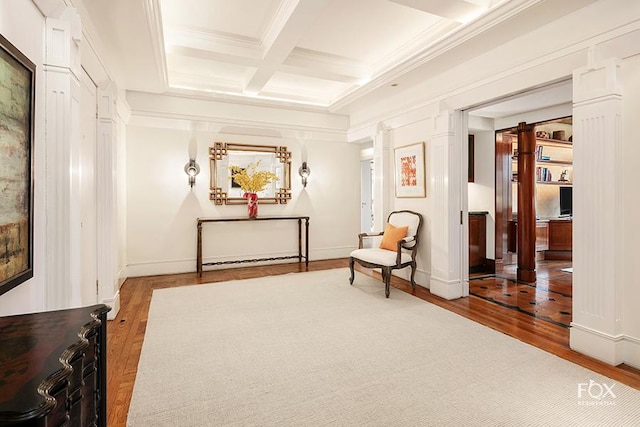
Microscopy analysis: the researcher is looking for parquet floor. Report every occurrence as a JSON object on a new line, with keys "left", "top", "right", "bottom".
{"left": 469, "top": 260, "right": 573, "bottom": 328}
{"left": 106, "top": 259, "right": 640, "bottom": 427}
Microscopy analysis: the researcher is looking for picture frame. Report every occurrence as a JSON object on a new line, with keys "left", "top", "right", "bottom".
{"left": 209, "top": 142, "right": 291, "bottom": 205}
{"left": 394, "top": 142, "right": 426, "bottom": 198}
{"left": 0, "top": 34, "right": 35, "bottom": 296}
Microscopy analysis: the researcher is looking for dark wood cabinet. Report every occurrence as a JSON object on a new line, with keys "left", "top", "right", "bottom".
{"left": 0, "top": 304, "right": 110, "bottom": 427}
{"left": 546, "top": 219, "right": 573, "bottom": 259}
{"left": 469, "top": 212, "right": 488, "bottom": 272}
{"left": 548, "top": 219, "right": 572, "bottom": 250}
{"left": 536, "top": 221, "right": 549, "bottom": 251}
{"left": 507, "top": 219, "right": 549, "bottom": 252}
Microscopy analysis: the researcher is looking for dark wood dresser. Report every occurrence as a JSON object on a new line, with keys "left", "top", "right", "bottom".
{"left": 0, "top": 304, "right": 110, "bottom": 427}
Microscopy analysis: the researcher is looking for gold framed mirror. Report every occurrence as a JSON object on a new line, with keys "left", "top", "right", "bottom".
{"left": 209, "top": 142, "right": 292, "bottom": 204}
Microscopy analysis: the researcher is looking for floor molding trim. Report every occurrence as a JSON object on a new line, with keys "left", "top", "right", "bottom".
{"left": 430, "top": 276, "right": 463, "bottom": 300}
{"left": 570, "top": 322, "right": 624, "bottom": 366}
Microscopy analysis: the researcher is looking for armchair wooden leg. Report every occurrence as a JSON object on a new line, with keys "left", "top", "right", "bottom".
{"left": 383, "top": 267, "right": 391, "bottom": 298}
{"left": 349, "top": 257, "right": 355, "bottom": 285}
{"left": 410, "top": 261, "right": 417, "bottom": 289}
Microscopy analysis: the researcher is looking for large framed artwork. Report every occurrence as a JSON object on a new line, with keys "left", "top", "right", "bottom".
{"left": 394, "top": 142, "right": 426, "bottom": 198}
{"left": 0, "top": 34, "right": 35, "bottom": 296}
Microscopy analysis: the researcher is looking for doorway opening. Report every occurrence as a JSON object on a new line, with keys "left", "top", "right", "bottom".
{"left": 466, "top": 82, "right": 573, "bottom": 328}
{"left": 360, "top": 158, "right": 374, "bottom": 233}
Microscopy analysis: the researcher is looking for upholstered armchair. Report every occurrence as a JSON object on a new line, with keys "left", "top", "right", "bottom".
{"left": 349, "top": 210, "right": 423, "bottom": 298}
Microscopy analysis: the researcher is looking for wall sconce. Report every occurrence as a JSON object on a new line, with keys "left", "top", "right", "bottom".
{"left": 184, "top": 159, "right": 200, "bottom": 187}
{"left": 298, "top": 161, "right": 311, "bottom": 188}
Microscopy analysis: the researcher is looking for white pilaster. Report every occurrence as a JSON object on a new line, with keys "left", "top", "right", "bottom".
{"left": 44, "top": 7, "right": 83, "bottom": 310}
{"left": 97, "top": 81, "right": 120, "bottom": 319}
{"left": 570, "top": 58, "right": 624, "bottom": 365}
{"left": 372, "top": 122, "right": 392, "bottom": 230}
{"left": 429, "top": 110, "right": 464, "bottom": 300}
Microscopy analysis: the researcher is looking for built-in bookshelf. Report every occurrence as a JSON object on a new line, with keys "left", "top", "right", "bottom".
{"left": 534, "top": 137, "right": 572, "bottom": 185}
{"left": 512, "top": 137, "right": 573, "bottom": 184}
{"left": 509, "top": 118, "right": 573, "bottom": 219}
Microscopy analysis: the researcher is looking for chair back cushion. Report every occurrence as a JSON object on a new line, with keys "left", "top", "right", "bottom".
{"left": 379, "top": 223, "right": 408, "bottom": 250}
{"left": 388, "top": 211, "right": 421, "bottom": 238}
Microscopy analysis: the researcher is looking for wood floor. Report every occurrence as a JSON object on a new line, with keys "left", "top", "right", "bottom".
{"left": 107, "top": 259, "right": 640, "bottom": 427}
{"left": 469, "top": 260, "right": 573, "bottom": 328}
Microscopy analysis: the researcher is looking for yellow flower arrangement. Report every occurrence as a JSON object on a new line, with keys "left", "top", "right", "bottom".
{"left": 229, "top": 161, "right": 279, "bottom": 193}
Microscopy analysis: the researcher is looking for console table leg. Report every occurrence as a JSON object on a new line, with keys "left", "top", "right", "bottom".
{"left": 298, "top": 218, "right": 302, "bottom": 263}
{"left": 197, "top": 221, "right": 202, "bottom": 278}
{"left": 305, "top": 218, "right": 309, "bottom": 269}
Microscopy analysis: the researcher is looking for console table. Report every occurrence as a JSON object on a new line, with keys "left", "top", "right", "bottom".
{"left": 0, "top": 304, "right": 110, "bottom": 427}
{"left": 197, "top": 216, "right": 310, "bottom": 277}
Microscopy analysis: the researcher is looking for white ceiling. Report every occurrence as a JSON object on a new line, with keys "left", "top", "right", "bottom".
{"left": 470, "top": 81, "right": 573, "bottom": 119}
{"left": 81, "top": 0, "right": 585, "bottom": 115}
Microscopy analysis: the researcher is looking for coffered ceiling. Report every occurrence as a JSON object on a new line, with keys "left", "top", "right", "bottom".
{"left": 80, "top": 0, "right": 589, "bottom": 113}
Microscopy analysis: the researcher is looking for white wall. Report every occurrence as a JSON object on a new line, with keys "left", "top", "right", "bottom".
{"left": 383, "top": 118, "right": 432, "bottom": 285}
{"left": 0, "top": 0, "right": 47, "bottom": 315}
{"left": 0, "top": 0, "right": 127, "bottom": 317}
{"left": 125, "top": 99, "right": 359, "bottom": 277}
{"left": 468, "top": 130, "right": 495, "bottom": 260}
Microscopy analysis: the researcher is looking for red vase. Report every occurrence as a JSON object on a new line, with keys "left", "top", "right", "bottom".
{"left": 244, "top": 192, "right": 258, "bottom": 218}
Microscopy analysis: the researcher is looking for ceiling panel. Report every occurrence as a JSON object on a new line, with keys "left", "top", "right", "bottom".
{"left": 80, "top": 0, "right": 596, "bottom": 110}
{"left": 262, "top": 71, "right": 352, "bottom": 105}
{"left": 161, "top": 0, "right": 281, "bottom": 39}
{"left": 296, "top": 0, "right": 443, "bottom": 62}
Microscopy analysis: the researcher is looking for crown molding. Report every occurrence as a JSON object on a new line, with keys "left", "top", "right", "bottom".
{"left": 168, "top": 26, "right": 262, "bottom": 58}
{"left": 371, "top": 19, "right": 460, "bottom": 76}
{"left": 143, "top": 0, "right": 168, "bottom": 89}
{"left": 285, "top": 48, "right": 368, "bottom": 80}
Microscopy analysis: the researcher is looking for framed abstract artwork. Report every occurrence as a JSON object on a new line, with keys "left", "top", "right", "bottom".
{"left": 0, "top": 34, "right": 35, "bottom": 296}
{"left": 394, "top": 142, "right": 426, "bottom": 198}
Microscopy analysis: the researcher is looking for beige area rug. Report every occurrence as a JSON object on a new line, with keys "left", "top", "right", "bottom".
{"left": 128, "top": 268, "right": 640, "bottom": 426}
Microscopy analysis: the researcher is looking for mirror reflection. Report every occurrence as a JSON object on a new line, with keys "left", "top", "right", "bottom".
{"left": 209, "top": 142, "right": 291, "bottom": 204}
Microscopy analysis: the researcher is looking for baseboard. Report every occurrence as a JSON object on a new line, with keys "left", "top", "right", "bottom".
{"left": 430, "top": 276, "right": 463, "bottom": 300}
{"left": 570, "top": 322, "right": 625, "bottom": 366}
{"left": 391, "top": 268, "right": 430, "bottom": 289}
{"left": 102, "top": 291, "right": 120, "bottom": 320}
{"left": 117, "top": 267, "right": 127, "bottom": 291}
{"left": 622, "top": 334, "right": 640, "bottom": 370}
{"left": 127, "top": 259, "right": 195, "bottom": 278}
{"left": 126, "top": 247, "right": 356, "bottom": 278}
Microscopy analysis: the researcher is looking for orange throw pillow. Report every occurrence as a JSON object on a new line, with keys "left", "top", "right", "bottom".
{"left": 379, "top": 223, "right": 408, "bottom": 251}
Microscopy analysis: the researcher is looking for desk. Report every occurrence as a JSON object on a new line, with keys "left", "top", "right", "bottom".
{"left": 507, "top": 218, "right": 572, "bottom": 260}
{"left": 197, "top": 216, "right": 310, "bottom": 277}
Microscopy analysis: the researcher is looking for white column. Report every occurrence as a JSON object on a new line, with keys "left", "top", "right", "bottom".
{"left": 570, "top": 58, "right": 624, "bottom": 365}
{"left": 372, "top": 122, "right": 392, "bottom": 230}
{"left": 44, "top": 7, "right": 83, "bottom": 310}
{"left": 96, "top": 81, "right": 120, "bottom": 318}
{"left": 430, "top": 110, "right": 464, "bottom": 300}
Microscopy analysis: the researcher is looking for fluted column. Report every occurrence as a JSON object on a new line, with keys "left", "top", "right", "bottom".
{"left": 43, "top": 7, "right": 82, "bottom": 309}
{"left": 570, "top": 57, "right": 623, "bottom": 365}
{"left": 430, "top": 110, "right": 464, "bottom": 299}
{"left": 96, "top": 81, "right": 120, "bottom": 318}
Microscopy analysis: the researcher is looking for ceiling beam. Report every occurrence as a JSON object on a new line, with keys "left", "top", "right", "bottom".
{"left": 388, "top": 0, "right": 484, "bottom": 23}
{"left": 168, "top": 46, "right": 259, "bottom": 68}
{"left": 244, "top": 0, "right": 331, "bottom": 95}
